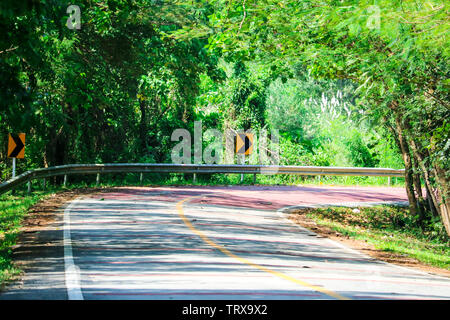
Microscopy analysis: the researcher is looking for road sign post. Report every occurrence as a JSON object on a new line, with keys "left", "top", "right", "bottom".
{"left": 11, "top": 157, "right": 16, "bottom": 195}
{"left": 8, "top": 133, "right": 25, "bottom": 183}
{"left": 12, "top": 157, "right": 16, "bottom": 178}
{"left": 236, "top": 133, "right": 254, "bottom": 183}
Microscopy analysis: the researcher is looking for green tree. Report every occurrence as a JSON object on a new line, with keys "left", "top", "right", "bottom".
{"left": 171, "top": 0, "right": 450, "bottom": 235}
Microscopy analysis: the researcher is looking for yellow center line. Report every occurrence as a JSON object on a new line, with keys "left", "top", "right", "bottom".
{"left": 176, "top": 196, "right": 350, "bottom": 300}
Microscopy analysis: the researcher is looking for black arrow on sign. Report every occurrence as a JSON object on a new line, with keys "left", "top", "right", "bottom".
{"left": 237, "top": 134, "right": 252, "bottom": 154}
{"left": 9, "top": 134, "right": 24, "bottom": 158}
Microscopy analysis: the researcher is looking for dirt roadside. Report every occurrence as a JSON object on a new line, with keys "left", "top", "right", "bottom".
{"left": 288, "top": 208, "right": 450, "bottom": 278}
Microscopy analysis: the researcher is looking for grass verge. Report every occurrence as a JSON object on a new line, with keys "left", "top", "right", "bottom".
{"left": 292, "top": 206, "right": 449, "bottom": 270}
{"left": 0, "top": 190, "right": 53, "bottom": 285}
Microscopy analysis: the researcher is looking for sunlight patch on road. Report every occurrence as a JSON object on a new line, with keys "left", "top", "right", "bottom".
{"left": 176, "top": 196, "right": 351, "bottom": 300}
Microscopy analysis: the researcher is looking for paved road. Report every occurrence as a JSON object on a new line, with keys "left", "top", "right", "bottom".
{"left": 2, "top": 186, "right": 450, "bottom": 300}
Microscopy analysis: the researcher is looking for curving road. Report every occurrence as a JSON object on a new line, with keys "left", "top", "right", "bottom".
{"left": 2, "top": 185, "right": 450, "bottom": 300}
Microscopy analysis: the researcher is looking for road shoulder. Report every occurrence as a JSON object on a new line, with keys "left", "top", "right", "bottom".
{"left": 0, "top": 189, "right": 111, "bottom": 298}
{"left": 286, "top": 208, "right": 450, "bottom": 279}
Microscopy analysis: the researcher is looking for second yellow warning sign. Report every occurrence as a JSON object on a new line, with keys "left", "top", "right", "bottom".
{"left": 236, "top": 133, "right": 253, "bottom": 155}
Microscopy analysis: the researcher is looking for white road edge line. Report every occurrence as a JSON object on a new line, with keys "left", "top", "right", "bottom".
{"left": 64, "top": 198, "right": 84, "bottom": 300}
{"left": 277, "top": 202, "right": 450, "bottom": 281}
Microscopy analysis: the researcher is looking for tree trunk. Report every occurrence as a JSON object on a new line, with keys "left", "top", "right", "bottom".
{"left": 407, "top": 130, "right": 442, "bottom": 216}
{"left": 391, "top": 110, "right": 420, "bottom": 217}
{"left": 411, "top": 153, "right": 427, "bottom": 223}
{"left": 432, "top": 164, "right": 450, "bottom": 236}
{"left": 403, "top": 118, "right": 450, "bottom": 236}
{"left": 412, "top": 155, "right": 423, "bottom": 199}
{"left": 425, "top": 181, "right": 439, "bottom": 218}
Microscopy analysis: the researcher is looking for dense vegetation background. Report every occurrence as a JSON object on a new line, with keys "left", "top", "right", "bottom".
{"left": 0, "top": 1, "right": 448, "bottom": 236}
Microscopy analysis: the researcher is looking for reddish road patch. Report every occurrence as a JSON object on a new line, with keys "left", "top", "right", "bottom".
{"left": 88, "top": 185, "right": 408, "bottom": 210}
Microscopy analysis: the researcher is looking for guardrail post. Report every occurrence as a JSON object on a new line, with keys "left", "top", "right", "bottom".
{"left": 27, "top": 180, "right": 31, "bottom": 194}
{"left": 63, "top": 174, "right": 67, "bottom": 188}
{"left": 253, "top": 173, "right": 256, "bottom": 185}
{"left": 42, "top": 178, "right": 46, "bottom": 190}
{"left": 388, "top": 177, "right": 391, "bottom": 186}
{"left": 140, "top": 173, "right": 143, "bottom": 185}
{"left": 193, "top": 173, "right": 197, "bottom": 184}
{"left": 240, "top": 174, "right": 244, "bottom": 183}
{"left": 96, "top": 173, "right": 100, "bottom": 186}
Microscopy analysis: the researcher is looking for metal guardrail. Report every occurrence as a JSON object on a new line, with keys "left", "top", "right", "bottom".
{"left": 0, "top": 163, "right": 405, "bottom": 195}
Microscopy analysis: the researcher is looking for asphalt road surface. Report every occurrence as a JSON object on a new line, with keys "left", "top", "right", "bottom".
{"left": 2, "top": 185, "right": 450, "bottom": 300}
